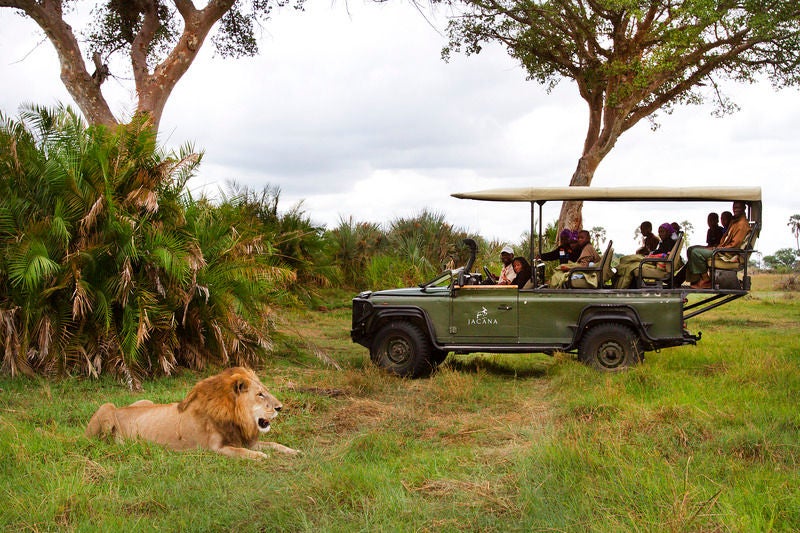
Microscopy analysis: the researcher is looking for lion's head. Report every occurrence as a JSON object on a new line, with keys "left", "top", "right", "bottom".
{"left": 177, "top": 367, "right": 283, "bottom": 445}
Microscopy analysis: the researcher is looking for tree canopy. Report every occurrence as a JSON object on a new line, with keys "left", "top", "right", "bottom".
{"left": 444, "top": 0, "right": 800, "bottom": 230}
{"left": 0, "top": 0, "right": 301, "bottom": 129}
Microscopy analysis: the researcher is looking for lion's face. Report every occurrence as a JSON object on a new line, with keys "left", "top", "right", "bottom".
{"left": 176, "top": 367, "right": 286, "bottom": 443}
{"left": 245, "top": 382, "right": 283, "bottom": 434}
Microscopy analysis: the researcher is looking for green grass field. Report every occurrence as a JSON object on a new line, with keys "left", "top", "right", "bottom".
{"left": 2, "top": 276, "right": 799, "bottom": 532}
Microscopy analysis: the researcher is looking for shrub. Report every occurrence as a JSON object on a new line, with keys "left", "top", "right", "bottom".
{"left": 0, "top": 106, "right": 283, "bottom": 386}
{"left": 775, "top": 275, "right": 800, "bottom": 292}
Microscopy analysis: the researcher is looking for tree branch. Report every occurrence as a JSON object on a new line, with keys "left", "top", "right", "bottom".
{"left": 4, "top": 0, "right": 117, "bottom": 126}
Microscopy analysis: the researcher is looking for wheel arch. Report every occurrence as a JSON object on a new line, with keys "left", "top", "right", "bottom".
{"left": 369, "top": 306, "right": 437, "bottom": 346}
{"left": 571, "top": 305, "right": 651, "bottom": 350}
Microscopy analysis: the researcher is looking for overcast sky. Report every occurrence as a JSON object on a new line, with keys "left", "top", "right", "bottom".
{"left": 1, "top": 2, "right": 798, "bottom": 257}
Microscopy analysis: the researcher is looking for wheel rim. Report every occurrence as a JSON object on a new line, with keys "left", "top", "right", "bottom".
{"left": 385, "top": 336, "right": 412, "bottom": 365}
{"left": 596, "top": 339, "right": 627, "bottom": 369}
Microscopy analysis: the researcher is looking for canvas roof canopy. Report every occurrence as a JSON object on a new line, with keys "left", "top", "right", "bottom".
{"left": 451, "top": 186, "right": 762, "bottom": 203}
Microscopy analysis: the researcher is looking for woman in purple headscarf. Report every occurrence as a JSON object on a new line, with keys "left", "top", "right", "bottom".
{"left": 536, "top": 228, "right": 578, "bottom": 265}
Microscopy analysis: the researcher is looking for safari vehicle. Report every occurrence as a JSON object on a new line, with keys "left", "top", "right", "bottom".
{"left": 351, "top": 187, "right": 761, "bottom": 376}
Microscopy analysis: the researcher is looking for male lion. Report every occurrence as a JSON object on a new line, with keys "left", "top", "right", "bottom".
{"left": 85, "top": 367, "right": 298, "bottom": 459}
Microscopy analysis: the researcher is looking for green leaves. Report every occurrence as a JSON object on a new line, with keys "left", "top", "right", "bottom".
{"left": 0, "top": 106, "right": 285, "bottom": 385}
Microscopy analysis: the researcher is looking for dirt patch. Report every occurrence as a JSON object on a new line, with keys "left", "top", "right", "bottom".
{"left": 323, "top": 398, "right": 394, "bottom": 434}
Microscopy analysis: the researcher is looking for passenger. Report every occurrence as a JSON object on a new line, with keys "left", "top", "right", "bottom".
{"left": 613, "top": 223, "right": 678, "bottom": 289}
{"left": 536, "top": 229, "right": 577, "bottom": 265}
{"left": 511, "top": 257, "right": 533, "bottom": 288}
{"left": 704, "top": 213, "right": 725, "bottom": 247}
{"left": 636, "top": 221, "right": 660, "bottom": 255}
{"left": 720, "top": 211, "right": 733, "bottom": 235}
{"left": 687, "top": 201, "right": 750, "bottom": 289}
{"left": 497, "top": 245, "right": 516, "bottom": 285}
{"left": 685, "top": 213, "right": 723, "bottom": 273}
{"left": 549, "top": 230, "right": 600, "bottom": 288}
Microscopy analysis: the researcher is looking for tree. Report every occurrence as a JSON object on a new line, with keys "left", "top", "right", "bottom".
{"left": 0, "top": 0, "right": 299, "bottom": 130}
{"left": 678, "top": 219, "right": 694, "bottom": 245}
{"left": 589, "top": 225, "right": 606, "bottom": 248}
{"left": 789, "top": 214, "right": 800, "bottom": 252}
{"left": 444, "top": 0, "right": 800, "bottom": 231}
{"left": 763, "top": 248, "right": 799, "bottom": 271}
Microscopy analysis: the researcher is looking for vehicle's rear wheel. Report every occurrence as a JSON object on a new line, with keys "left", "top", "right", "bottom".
{"left": 578, "top": 323, "right": 642, "bottom": 371}
{"left": 370, "top": 321, "right": 433, "bottom": 378}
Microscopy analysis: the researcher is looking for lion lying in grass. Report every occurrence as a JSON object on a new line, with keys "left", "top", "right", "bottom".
{"left": 85, "top": 367, "right": 298, "bottom": 459}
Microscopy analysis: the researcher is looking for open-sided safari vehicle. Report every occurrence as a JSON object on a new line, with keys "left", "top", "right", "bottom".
{"left": 351, "top": 187, "right": 761, "bottom": 376}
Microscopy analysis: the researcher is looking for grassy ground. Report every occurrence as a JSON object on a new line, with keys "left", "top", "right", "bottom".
{"left": 1, "top": 276, "right": 799, "bottom": 532}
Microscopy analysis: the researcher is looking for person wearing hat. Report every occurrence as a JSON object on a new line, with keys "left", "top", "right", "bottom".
{"left": 497, "top": 245, "right": 517, "bottom": 285}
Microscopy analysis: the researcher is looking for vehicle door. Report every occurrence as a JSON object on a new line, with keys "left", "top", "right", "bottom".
{"left": 449, "top": 285, "right": 518, "bottom": 342}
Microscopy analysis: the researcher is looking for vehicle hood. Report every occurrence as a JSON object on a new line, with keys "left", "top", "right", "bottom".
{"left": 368, "top": 287, "right": 427, "bottom": 298}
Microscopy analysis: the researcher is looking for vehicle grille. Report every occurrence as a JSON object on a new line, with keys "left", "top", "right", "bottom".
{"left": 351, "top": 298, "right": 373, "bottom": 329}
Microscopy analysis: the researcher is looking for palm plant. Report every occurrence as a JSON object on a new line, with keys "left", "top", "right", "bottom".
{"left": 0, "top": 106, "right": 286, "bottom": 386}
{"left": 387, "top": 210, "right": 470, "bottom": 271}
{"left": 218, "top": 183, "right": 338, "bottom": 304}
{"left": 329, "top": 216, "right": 385, "bottom": 286}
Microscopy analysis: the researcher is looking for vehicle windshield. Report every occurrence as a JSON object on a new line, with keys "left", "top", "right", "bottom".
{"left": 421, "top": 270, "right": 456, "bottom": 289}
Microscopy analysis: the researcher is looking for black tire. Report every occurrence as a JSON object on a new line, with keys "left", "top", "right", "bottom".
{"left": 370, "top": 321, "right": 433, "bottom": 378}
{"left": 578, "top": 323, "right": 642, "bottom": 371}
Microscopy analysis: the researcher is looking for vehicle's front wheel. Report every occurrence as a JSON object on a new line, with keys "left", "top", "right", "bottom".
{"left": 578, "top": 323, "right": 642, "bottom": 371}
{"left": 370, "top": 321, "right": 433, "bottom": 378}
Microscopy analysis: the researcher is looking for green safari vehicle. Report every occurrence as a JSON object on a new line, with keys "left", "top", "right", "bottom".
{"left": 351, "top": 187, "right": 761, "bottom": 376}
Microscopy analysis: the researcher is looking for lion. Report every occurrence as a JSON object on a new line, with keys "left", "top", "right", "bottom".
{"left": 85, "top": 366, "right": 298, "bottom": 459}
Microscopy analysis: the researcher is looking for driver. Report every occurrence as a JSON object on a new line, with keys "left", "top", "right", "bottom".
{"left": 497, "top": 245, "right": 517, "bottom": 285}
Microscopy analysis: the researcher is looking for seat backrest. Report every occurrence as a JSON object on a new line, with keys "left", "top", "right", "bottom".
{"left": 665, "top": 232, "right": 684, "bottom": 271}
{"left": 744, "top": 222, "right": 760, "bottom": 251}
{"left": 600, "top": 242, "right": 614, "bottom": 284}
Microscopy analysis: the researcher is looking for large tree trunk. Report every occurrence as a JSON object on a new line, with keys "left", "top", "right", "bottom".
{"left": 557, "top": 91, "right": 622, "bottom": 233}
{"left": 132, "top": 0, "right": 235, "bottom": 131}
{"left": 557, "top": 153, "right": 600, "bottom": 233}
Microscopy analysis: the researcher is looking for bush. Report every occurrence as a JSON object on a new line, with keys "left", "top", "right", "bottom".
{"left": 775, "top": 275, "right": 800, "bottom": 292}
{"left": 0, "top": 106, "right": 284, "bottom": 386}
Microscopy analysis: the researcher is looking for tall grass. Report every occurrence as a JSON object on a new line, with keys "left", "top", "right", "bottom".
{"left": 1, "top": 278, "right": 797, "bottom": 531}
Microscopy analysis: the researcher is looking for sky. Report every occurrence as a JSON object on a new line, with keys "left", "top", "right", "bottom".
{"left": 1, "top": 1, "right": 798, "bottom": 258}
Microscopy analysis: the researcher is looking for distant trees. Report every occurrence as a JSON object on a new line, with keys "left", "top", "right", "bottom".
{"left": 763, "top": 249, "right": 799, "bottom": 271}
{"left": 444, "top": 0, "right": 800, "bottom": 232}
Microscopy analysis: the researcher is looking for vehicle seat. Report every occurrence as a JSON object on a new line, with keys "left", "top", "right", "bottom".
{"left": 567, "top": 241, "right": 613, "bottom": 289}
{"left": 636, "top": 232, "right": 684, "bottom": 289}
{"left": 708, "top": 222, "right": 759, "bottom": 290}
